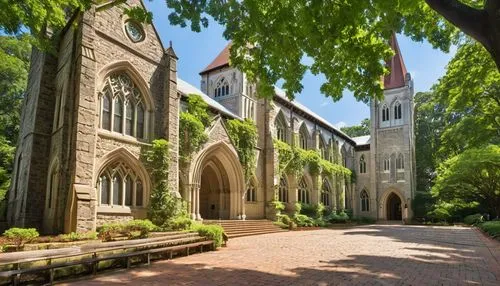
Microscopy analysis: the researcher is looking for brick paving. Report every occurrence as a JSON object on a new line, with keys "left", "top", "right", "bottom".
{"left": 66, "top": 225, "right": 500, "bottom": 285}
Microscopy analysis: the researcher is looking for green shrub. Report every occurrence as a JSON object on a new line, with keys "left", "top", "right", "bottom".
{"left": 326, "top": 211, "right": 349, "bottom": 223}
{"left": 191, "top": 224, "right": 224, "bottom": 248}
{"left": 3, "top": 227, "right": 39, "bottom": 249}
{"left": 271, "top": 200, "right": 286, "bottom": 212}
{"left": 293, "top": 214, "right": 315, "bottom": 227}
{"left": 300, "top": 204, "right": 316, "bottom": 218}
{"left": 277, "top": 214, "right": 292, "bottom": 225}
{"left": 478, "top": 221, "right": 500, "bottom": 239}
{"left": 313, "top": 218, "right": 326, "bottom": 227}
{"left": 97, "top": 223, "right": 124, "bottom": 242}
{"left": 59, "top": 231, "right": 98, "bottom": 242}
{"left": 273, "top": 221, "right": 289, "bottom": 229}
{"left": 166, "top": 217, "right": 193, "bottom": 231}
{"left": 126, "top": 219, "right": 157, "bottom": 239}
{"left": 464, "top": 214, "right": 484, "bottom": 225}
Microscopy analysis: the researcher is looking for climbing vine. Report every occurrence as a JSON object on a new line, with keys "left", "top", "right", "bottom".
{"left": 273, "top": 139, "right": 351, "bottom": 178}
{"left": 143, "top": 139, "right": 188, "bottom": 227}
{"left": 179, "top": 94, "right": 210, "bottom": 164}
{"left": 226, "top": 118, "right": 258, "bottom": 182}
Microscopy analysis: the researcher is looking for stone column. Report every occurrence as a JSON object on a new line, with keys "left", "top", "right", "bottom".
{"left": 163, "top": 44, "right": 180, "bottom": 197}
{"left": 188, "top": 184, "right": 196, "bottom": 220}
{"left": 195, "top": 186, "right": 201, "bottom": 220}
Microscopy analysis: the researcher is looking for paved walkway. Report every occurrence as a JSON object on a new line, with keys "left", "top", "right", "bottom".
{"left": 66, "top": 225, "right": 500, "bottom": 285}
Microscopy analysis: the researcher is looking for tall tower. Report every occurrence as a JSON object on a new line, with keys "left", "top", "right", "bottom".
{"left": 370, "top": 35, "right": 416, "bottom": 222}
{"left": 199, "top": 43, "right": 257, "bottom": 121}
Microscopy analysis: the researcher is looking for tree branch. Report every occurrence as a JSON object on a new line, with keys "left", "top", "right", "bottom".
{"left": 425, "top": 0, "right": 491, "bottom": 51}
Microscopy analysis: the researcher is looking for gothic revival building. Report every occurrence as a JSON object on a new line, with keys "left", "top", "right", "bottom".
{"left": 6, "top": 0, "right": 415, "bottom": 233}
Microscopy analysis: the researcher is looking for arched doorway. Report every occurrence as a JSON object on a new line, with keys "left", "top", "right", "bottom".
{"left": 199, "top": 160, "right": 230, "bottom": 219}
{"left": 189, "top": 141, "right": 245, "bottom": 220}
{"left": 386, "top": 193, "right": 402, "bottom": 220}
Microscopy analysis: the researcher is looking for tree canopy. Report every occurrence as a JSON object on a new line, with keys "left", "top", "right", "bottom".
{"left": 340, "top": 118, "right": 370, "bottom": 138}
{"left": 0, "top": 35, "right": 31, "bottom": 202}
{"left": 166, "top": 0, "right": 499, "bottom": 101}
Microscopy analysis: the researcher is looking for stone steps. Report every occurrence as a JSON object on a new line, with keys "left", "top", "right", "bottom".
{"left": 204, "top": 220, "right": 287, "bottom": 238}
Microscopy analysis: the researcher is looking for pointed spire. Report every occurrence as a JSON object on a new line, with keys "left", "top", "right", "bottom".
{"left": 384, "top": 34, "right": 408, "bottom": 90}
{"left": 166, "top": 40, "right": 178, "bottom": 59}
{"left": 200, "top": 42, "right": 232, "bottom": 75}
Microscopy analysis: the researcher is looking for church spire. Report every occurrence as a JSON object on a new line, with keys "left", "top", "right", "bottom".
{"left": 384, "top": 34, "right": 408, "bottom": 90}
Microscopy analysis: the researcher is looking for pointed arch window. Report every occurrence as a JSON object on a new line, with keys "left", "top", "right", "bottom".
{"left": 100, "top": 72, "right": 148, "bottom": 139}
{"left": 298, "top": 177, "right": 310, "bottom": 204}
{"left": 394, "top": 101, "right": 402, "bottom": 120}
{"left": 396, "top": 153, "right": 404, "bottom": 170}
{"left": 279, "top": 176, "right": 288, "bottom": 203}
{"left": 214, "top": 77, "right": 230, "bottom": 97}
{"left": 275, "top": 115, "right": 287, "bottom": 142}
{"left": 382, "top": 105, "right": 389, "bottom": 122}
{"left": 359, "top": 155, "right": 367, "bottom": 174}
{"left": 319, "top": 136, "right": 327, "bottom": 160}
{"left": 246, "top": 180, "right": 257, "bottom": 202}
{"left": 98, "top": 161, "right": 146, "bottom": 208}
{"left": 383, "top": 156, "right": 390, "bottom": 172}
{"left": 360, "top": 190, "right": 369, "bottom": 212}
{"left": 299, "top": 125, "right": 308, "bottom": 149}
{"left": 321, "top": 179, "right": 331, "bottom": 207}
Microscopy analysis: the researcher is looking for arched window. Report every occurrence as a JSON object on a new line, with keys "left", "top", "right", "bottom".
{"left": 383, "top": 156, "right": 390, "bottom": 172}
{"left": 319, "top": 136, "right": 327, "bottom": 160}
{"left": 102, "top": 93, "right": 111, "bottom": 130}
{"left": 382, "top": 104, "right": 389, "bottom": 122}
{"left": 321, "top": 179, "right": 331, "bottom": 207}
{"left": 396, "top": 153, "right": 404, "bottom": 170}
{"left": 279, "top": 176, "right": 288, "bottom": 203}
{"left": 214, "top": 77, "right": 229, "bottom": 97}
{"left": 98, "top": 161, "right": 145, "bottom": 208}
{"left": 298, "top": 177, "right": 310, "bottom": 204}
{"left": 113, "top": 97, "right": 123, "bottom": 133}
{"left": 275, "top": 114, "right": 287, "bottom": 142}
{"left": 246, "top": 180, "right": 257, "bottom": 202}
{"left": 394, "top": 101, "right": 402, "bottom": 120}
{"left": 100, "top": 72, "right": 147, "bottom": 139}
{"left": 360, "top": 190, "right": 369, "bottom": 212}
{"left": 359, "top": 155, "right": 367, "bottom": 174}
{"left": 299, "top": 124, "right": 308, "bottom": 149}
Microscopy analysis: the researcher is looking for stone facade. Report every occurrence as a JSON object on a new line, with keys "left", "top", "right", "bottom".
{"left": 7, "top": 0, "right": 416, "bottom": 233}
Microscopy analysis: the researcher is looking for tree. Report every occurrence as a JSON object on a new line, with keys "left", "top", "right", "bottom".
{"left": 431, "top": 145, "right": 500, "bottom": 217}
{"left": 166, "top": 0, "right": 499, "bottom": 102}
{"left": 340, "top": 118, "right": 370, "bottom": 137}
{"left": 0, "top": 35, "right": 31, "bottom": 202}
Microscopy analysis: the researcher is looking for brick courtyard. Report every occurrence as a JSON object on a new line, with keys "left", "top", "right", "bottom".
{"left": 67, "top": 225, "right": 500, "bottom": 285}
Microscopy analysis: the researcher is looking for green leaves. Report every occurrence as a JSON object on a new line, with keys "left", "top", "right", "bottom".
{"left": 340, "top": 118, "right": 370, "bottom": 137}
{"left": 226, "top": 118, "right": 258, "bottom": 181}
{"left": 166, "top": 0, "right": 459, "bottom": 102}
{"left": 179, "top": 94, "right": 210, "bottom": 164}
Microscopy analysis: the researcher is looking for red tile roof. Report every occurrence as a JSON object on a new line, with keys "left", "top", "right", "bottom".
{"left": 384, "top": 34, "right": 408, "bottom": 90}
{"left": 200, "top": 42, "right": 232, "bottom": 75}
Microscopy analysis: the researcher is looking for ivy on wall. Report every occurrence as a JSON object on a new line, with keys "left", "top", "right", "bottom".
{"left": 273, "top": 139, "right": 351, "bottom": 178}
{"left": 143, "top": 139, "right": 188, "bottom": 227}
{"left": 226, "top": 118, "right": 258, "bottom": 182}
{"left": 179, "top": 94, "right": 210, "bottom": 164}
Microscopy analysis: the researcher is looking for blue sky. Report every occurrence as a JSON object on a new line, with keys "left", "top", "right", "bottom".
{"left": 144, "top": 1, "right": 456, "bottom": 128}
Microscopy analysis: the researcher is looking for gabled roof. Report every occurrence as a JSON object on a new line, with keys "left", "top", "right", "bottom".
{"left": 384, "top": 34, "right": 408, "bottom": 90}
{"left": 177, "top": 78, "right": 241, "bottom": 120}
{"left": 274, "top": 87, "right": 355, "bottom": 145}
{"left": 352, "top": 135, "right": 370, "bottom": 145}
{"left": 199, "top": 42, "right": 231, "bottom": 75}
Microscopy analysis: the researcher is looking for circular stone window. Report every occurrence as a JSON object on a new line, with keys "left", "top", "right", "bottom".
{"left": 125, "top": 21, "right": 145, "bottom": 43}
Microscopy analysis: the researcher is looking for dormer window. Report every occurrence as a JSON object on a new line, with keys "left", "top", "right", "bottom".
{"left": 214, "top": 77, "right": 229, "bottom": 97}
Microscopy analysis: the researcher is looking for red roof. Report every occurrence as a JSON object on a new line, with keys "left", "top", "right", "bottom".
{"left": 200, "top": 42, "right": 231, "bottom": 75}
{"left": 384, "top": 34, "right": 408, "bottom": 90}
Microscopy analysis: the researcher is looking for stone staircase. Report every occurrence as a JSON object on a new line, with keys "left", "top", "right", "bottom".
{"left": 204, "top": 220, "right": 287, "bottom": 238}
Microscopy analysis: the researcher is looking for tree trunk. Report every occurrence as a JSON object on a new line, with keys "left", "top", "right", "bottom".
{"left": 425, "top": 0, "right": 500, "bottom": 70}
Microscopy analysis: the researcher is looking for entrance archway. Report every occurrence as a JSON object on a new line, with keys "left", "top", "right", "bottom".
{"left": 386, "top": 193, "right": 402, "bottom": 220}
{"left": 189, "top": 141, "right": 245, "bottom": 220}
{"left": 199, "top": 160, "right": 230, "bottom": 219}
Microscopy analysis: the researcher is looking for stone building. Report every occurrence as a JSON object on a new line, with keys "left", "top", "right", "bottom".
{"left": 6, "top": 0, "right": 415, "bottom": 233}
